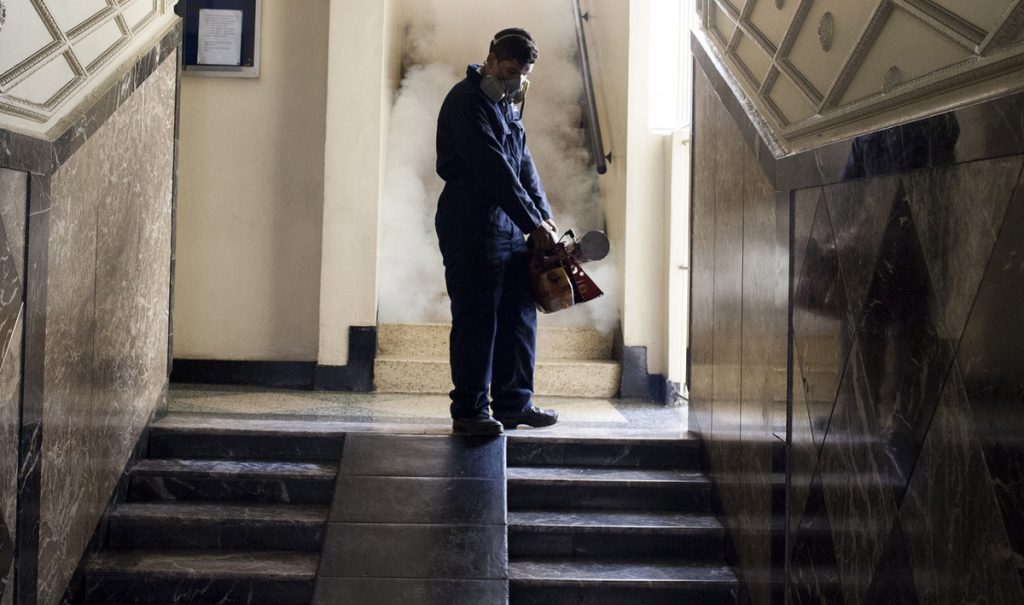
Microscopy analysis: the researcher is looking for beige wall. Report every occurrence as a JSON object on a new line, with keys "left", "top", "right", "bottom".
{"left": 587, "top": 0, "right": 675, "bottom": 378}
{"left": 174, "top": 0, "right": 330, "bottom": 361}
{"left": 318, "top": 0, "right": 402, "bottom": 365}
{"left": 587, "top": 0, "right": 630, "bottom": 280}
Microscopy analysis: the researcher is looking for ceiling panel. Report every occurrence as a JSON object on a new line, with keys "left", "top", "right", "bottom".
{"left": 734, "top": 32, "right": 773, "bottom": 87}
{"left": 746, "top": 0, "right": 803, "bottom": 51}
{"left": 711, "top": 3, "right": 737, "bottom": 44}
{"left": 72, "top": 18, "right": 127, "bottom": 70}
{"left": 0, "top": 2, "right": 59, "bottom": 80}
{"left": 767, "top": 72, "right": 817, "bottom": 125}
{"left": 840, "top": 6, "right": 972, "bottom": 106}
{"left": 932, "top": 0, "right": 1007, "bottom": 32}
{"left": 121, "top": 0, "right": 158, "bottom": 31}
{"left": 48, "top": 0, "right": 111, "bottom": 33}
{"left": 6, "top": 53, "right": 76, "bottom": 105}
{"left": 786, "top": 0, "right": 881, "bottom": 98}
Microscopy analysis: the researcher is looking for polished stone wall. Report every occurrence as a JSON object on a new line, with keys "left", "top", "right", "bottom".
{"left": 691, "top": 64, "right": 789, "bottom": 605}
{"left": 692, "top": 35, "right": 1024, "bottom": 603}
{"left": 0, "top": 168, "right": 26, "bottom": 605}
{"left": 0, "top": 22, "right": 179, "bottom": 605}
{"left": 35, "top": 52, "right": 175, "bottom": 604}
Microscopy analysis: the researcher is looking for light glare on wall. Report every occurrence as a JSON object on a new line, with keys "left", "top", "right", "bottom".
{"left": 649, "top": 0, "right": 693, "bottom": 133}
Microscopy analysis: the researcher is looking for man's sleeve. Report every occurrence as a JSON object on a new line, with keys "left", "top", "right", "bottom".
{"left": 520, "top": 142, "right": 553, "bottom": 221}
{"left": 447, "top": 96, "right": 546, "bottom": 233}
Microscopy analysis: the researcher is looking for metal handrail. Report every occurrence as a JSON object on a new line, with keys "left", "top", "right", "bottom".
{"left": 572, "top": 0, "right": 609, "bottom": 175}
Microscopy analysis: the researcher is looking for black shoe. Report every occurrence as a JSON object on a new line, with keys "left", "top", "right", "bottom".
{"left": 495, "top": 406, "right": 558, "bottom": 429}
{"left": 452, "top": 415, "right": 504, "bottom": 436}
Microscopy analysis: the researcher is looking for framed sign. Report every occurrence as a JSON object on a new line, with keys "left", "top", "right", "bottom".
{"left": 178, "top": 0, "right": 261, "bottom": 77}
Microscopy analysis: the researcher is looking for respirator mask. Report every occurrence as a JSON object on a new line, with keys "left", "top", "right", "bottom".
{"left": 480, "top": 73, "right": 529, "bottom": 105}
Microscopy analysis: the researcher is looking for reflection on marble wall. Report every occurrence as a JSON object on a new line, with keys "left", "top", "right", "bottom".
{"left": 0, "top": 168, "right": 26, "bottom": 605}
{"left": 35, "top": 51, "right": 175, "bottom": 605}
{"left": 692, "top": 49, "right": 1024, "bottom": 602}
{"left": 691, "top": 66, "right": 788, "bottom": 605}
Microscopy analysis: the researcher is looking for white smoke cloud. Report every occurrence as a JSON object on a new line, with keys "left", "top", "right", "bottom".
{"left": 378, "top": 0, "right": 620, "bottom": 333}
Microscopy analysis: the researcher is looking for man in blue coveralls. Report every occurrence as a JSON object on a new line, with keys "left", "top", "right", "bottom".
{"left": 435, "top": 28, "right": 560, "bottom": 436}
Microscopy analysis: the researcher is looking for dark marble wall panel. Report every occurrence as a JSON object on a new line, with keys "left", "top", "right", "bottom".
{"left": 737, "top": 106, "right": 778, "bottom": 605}
{"left": 816, "top": 342, "right": 898, "bottom": 604}
{"left": 692, "top": 50, "right": 1024, "bottom": 602}
{"left": 0, "top": 168, "right": 25, "bottom": 605}
{"left": 899, "top": 365, "right": 1024, "bottom": 603}
{"left": 707, "top": 74, "right": 745, "bottom": 580}
{"left": 36, "top": 53, "right": 176, "bottom": 605}
{"left": 691, "top": 68, "right": 786, "bottom": 605}
{"left": 903, "top": 158, "right": 1021, "bottom": 344}
{"left": 955, "top": 177, "right": 1024, "bottom": 590}
{"left": 689, "top": 68, "right": 717, "bottom": 438}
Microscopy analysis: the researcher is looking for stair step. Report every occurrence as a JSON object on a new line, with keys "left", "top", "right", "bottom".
{"left": 108, "top": 502, "right": 328, "bottom": 551}
{"left": 509, "top": 510, "right": 724, "bottom": 559}
{"left": 148, "top": 425, "right": 344, "bottom": 461}
{"left": 377, "top": 323, "right": 614, "bottom": 360}
{"left": 507, "top": 466, "right": 711, "bottom": 511}
{"left": 128, "top": 459, "right": 338, "bottom": 504}
{"left": 83, "top": 550, "right": 317, "bottom": 604}
{"left": 507, "top": 435, "right": 700, "bottom": 469}
{"left": 374, "top": 357, "right": 620, "bottom": 397}
{"left": 509, "top": 559, "right": 740, "bottom": 604}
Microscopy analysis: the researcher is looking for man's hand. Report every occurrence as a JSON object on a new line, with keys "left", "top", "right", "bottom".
{"left": 531, "top": 221, "right": 558, "bottom": 251}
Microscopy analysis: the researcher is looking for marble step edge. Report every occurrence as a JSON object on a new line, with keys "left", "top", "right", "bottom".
{"left": 152, "top": 415, "right": 354, "bottom": 437}
{"left": 110, "top": 502, "right": 329, "bottom": 524}
{"left": 84, "top": 549, "right": 319, "bottom": 580}
{"left": 507, "top": 433, "right": 699, "bottom": 445}
{"left": 507, "top": 466, "right": 710, "bottom": 486}
{"left": 130, "top": 459, "right": 338, "bottom": 480}
{"left": 504, "top": 428, "right": 695, "bottom": 442}
{"left": 508, "top": 558, "right": 739, "bottom": 586}
{"left": 151, "top": 415, "right": 693, "bottom": 441}
{"left": 507, "top": 510, "right": 723, "bottom": 533}
{"left": 377, "top": 323, "right": 614, "bottom": 360}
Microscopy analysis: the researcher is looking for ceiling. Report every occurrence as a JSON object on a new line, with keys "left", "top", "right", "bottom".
{"left": 696, "top": 0, "right": 1024, "bottom": 156}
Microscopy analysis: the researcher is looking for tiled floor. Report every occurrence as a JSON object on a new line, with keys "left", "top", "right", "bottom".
{"left": 167, "top": 384, "right": 689, "bottom": 437}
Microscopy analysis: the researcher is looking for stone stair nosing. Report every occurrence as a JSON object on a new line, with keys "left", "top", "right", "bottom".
{"left": 82, "top": 550, "right": 319, "bottom": 604}
{"left": 127, "top": 458, "right": 339, "bottom": 504}
{"left": 107, "top": 502, "right": 329, "bottom": 551}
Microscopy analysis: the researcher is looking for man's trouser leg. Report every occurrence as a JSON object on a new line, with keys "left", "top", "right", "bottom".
{"left": 443, "top": 243, "right": 507, "bottom": 420}
{"left": 490, "top": 242, "right": 537, "bottom": 416}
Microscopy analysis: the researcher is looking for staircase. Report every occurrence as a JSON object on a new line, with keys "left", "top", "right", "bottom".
{"left": 505, "top": 434, "right": 742, "bottom": 604}
{"left": 78, "top": 418, "right": 343, "bottom": 603}
{"left": 374, "top": 323, "right": 621, "bottom": 398}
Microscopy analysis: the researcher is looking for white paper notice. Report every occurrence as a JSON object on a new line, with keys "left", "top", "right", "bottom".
{"left": 197, "top": 9, "right": 243, "bottom": 66}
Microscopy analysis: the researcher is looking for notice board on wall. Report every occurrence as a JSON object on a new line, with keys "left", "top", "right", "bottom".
{"left": 179, "top": 0, "right": 261, "bottom": 77}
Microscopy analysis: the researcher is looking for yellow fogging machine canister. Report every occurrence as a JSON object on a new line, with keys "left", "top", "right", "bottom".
{"left": 527, "top": 230, "right": 609, "bottom": 314}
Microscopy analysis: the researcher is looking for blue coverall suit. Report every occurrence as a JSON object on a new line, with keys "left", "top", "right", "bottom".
{"left": 435, "top": 64, "right": 553, "bottom": 421}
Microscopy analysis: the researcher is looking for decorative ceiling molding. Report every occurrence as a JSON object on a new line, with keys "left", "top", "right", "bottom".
{"left": 0, "top": 0, "right": 176, "bottom": 136}
{"left": 697, "top": 0, "right": 1024, "bottom": 156}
